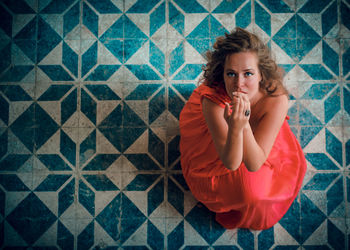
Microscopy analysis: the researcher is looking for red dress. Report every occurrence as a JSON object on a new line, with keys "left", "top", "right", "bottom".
{"left": 179, "top": 84, "right": 307, "bottom": 230}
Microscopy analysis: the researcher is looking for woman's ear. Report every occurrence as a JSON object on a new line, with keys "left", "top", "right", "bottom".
{"left": 259, "top": 74, "right": 263, "bottom": 86}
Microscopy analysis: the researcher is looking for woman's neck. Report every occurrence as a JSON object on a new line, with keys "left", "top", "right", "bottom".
{"left": 250, "top": 91, "right": 265, "bottom": 111}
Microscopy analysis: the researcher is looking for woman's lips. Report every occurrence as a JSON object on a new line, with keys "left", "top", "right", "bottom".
{"left": 233, "top": 90, "right": 248, "bottom": 94}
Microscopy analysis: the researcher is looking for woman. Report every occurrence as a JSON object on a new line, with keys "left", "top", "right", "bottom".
{"left": 179, "top": 28, "right": 306, "bottom": 230}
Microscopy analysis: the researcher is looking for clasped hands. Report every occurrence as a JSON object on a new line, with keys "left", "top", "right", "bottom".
{"left": 224, "top": 91, "right": 251, "bottom": 131}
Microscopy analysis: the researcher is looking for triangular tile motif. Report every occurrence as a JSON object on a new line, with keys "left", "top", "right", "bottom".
{"left": 299, "top": 40, "right": 322, "bottom": 64}
{"left": 13, "top": 15, "right": 37, "bottom": 40}
{"left": 41, "top": 14, "right": 64, "bottom": 37}
{"left": 168, "top": 2, "right": 184, "bottom": 38}
{"left": 6, "top": 193, "right": 57, "bottom": 244}
{"left": 303, "top": 190, "right": 327, "bottom": 215}
{"left": 122, "top": 220, "right": 148, "bottom": 246}
{"left": 124, "top": 129, "right": 148, "bottom": 154}
{"left": 273, "top": 223, "right": 299, "bottom": 245}
{"left": 184, "top": 14, "right": 209, "bottom": 38}
{"left": 212, "top": 229, "right": 238, "bottom": 246}
{"left": 150, "top": 2, "right": 166, "bottom": 37}
{"left": 97, "top": 41, "right": 121, "bottom": 65}
{"left": 34, "top": 221, "right": 58, "bottom": 246}
{"left": 302, "top": 220, "right": 327, "bottom": 245}
{"left": 34, "top": 191, "right": 59, "bottom": 216}
{"left": 11, "top": 42, "right": 34, "bottom": 65}
{"left": 0, "top": 0, "right": 348, "bottom": 248}
{"left": 96, "top": 100, "right": 120, "bottom": 125}
{"left": 298, "top": 13, "right": 322, "bottom": 37}
{"left": 173, "top": 0, "right": 208, "bottom": 14}
{"left": 183, "top": 220, "right": 208, "bottom": 246}
{"left": 125, "top": 40, "right": 150, "bottom": 65}
{"left": 211, "top": 13, "right": 236, "bottom": 34}
{"left": 3, "top": 221, "right": 28, "bottom": 246}
{"left": 301, "top": 193, "right": 327, "bottom": 243}
{"left": 12, "top": 14, "right": 36, "bottom": 38}
{"left": 127, "top": 13, "right": 150, "bottom": 37}
{"left": 94, "top": 221, "right": 117, "bottom": 247}
{"left": 303, "top": 127, "right": 326, "bottom": 154}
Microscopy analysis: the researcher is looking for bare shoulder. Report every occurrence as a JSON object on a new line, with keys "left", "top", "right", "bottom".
{"left": 261, "top": 94, "right": 288, "bottom": 115}
{"left": 252, "top": 94, "right": 288, "bottom": 156}
{"left": 202, "top": 96, "right": 225, "bottom": 113}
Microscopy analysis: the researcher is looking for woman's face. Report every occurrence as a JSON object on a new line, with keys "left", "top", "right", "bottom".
{"left": 223, "top": 51, "right": 262, "bottom": 102}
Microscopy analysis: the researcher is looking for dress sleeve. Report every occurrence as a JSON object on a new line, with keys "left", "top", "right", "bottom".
{"left": 198, "top": 84, "right": 230, "bottom": 109}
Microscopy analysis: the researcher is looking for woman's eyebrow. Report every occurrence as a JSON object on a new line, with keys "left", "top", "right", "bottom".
{"left": 225, "top": 68, "right": 255, "bottom": 71}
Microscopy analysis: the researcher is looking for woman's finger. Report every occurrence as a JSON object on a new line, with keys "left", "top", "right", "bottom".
{"left": 244, "top": 100, "right": 250, "bottom": 118}
{"left": 237, "top": 96, "right": 244, "bottom": 117}
{"left": 224, "top": 102, "right": 230, "bottom": 120}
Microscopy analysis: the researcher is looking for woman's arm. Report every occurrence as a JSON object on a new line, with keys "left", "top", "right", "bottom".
{"left": 202, "top": 96, "right": 248, "bottom": 171}
{"left": 202, "top": 94, "right": 288, "bottom": 172}
{"left": 242, "top": 95, "right": 288, "bottom": 171}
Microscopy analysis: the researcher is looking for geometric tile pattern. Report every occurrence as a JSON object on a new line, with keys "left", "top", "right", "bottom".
{"left": 0, "top": 0, "right": 348, "bottom": 248}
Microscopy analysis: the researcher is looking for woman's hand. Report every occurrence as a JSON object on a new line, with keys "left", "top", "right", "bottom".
{"left": 224, "top": 92, "right": 250, "bottom": 132}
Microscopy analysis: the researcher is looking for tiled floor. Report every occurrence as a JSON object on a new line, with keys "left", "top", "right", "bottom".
{"left": 0, "top": 0, "right": 349, "bottom": 249}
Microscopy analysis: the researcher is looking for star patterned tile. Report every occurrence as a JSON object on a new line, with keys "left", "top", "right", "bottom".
{"left": 0, "top": 0, "right": 348, "bottom": 248}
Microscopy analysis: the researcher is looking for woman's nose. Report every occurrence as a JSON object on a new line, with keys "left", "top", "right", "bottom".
{"left": 235, "top": 76, "right": 244, "bottom": 88}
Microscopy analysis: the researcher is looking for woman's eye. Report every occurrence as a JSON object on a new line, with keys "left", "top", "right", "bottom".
{"left": 227, "top": 72, "right": 235, "bottom": 77}
{"left": 245, "top": 72, "right": 253, "bottom": 76}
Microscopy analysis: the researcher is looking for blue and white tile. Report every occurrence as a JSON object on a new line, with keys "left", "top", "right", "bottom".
{"left": 0, "top": 84, "right": 35, "bottom": 127}
{"left": 124, "top": 39, "right": 166, "bottom": 80}
{"left": 303, "top": 218, "right": 346, "bottom": 249}
{"left": 285, "top": 69, "right": 314, "bottom": 99}
{"left": 166, "top": 217, "right": 185, "bottom": 248}
{"left": 32, "top": 220, "right": 59, "bottom": 247}
{"left": 167, "top": 1, "right": 184, "bottom": 39}
{"left": 270, "top": 12, "right": 295, "bottom": 37}
{"left": 121, "top": 220, "right": 148, "bottom": 247}
{"left": 126, "top": 12, "right": 153, "bottom": 38}
{"left": 149, "top": 1, "right": 167, "bottom": 39}
{"left": 81, "top": 0, "right": 123, "bottom": 39}
{"left": 75, "top": 219, "right": 96, "bottom": 248}
{"left": 322, "top": 39, "right": 340, "bottom": 76}
{"left": 33, "top": 128, "right": 74, "bottom": 167}
{"left": 3, "top": 220, "right": 30, "bottom": 246}
{"left": 211, "top": 0, "right": 252, "bottom": 31}
{"left": 298, "top": 1, "right": 339, "bottom": 38}
{"left": 272, "top": 12, "right": 324, "bottom": 64}
{"left": 5, "top": 191, "right": 58, "bottom": 246}
{"left": 37, "top": 41, "right": 78, "bottom": 82}
{"left": 168, "top": 1, "right": 209, "bottom": 39}
{"left": 93, "top": 220, "right": 118, "bottom": 247}
{"left": 269, "top": 223, "right": 300, "bottom": 247}
{"left": 271, "top": 38, "right": 296, "bottom": 72}
{"left": 254, "top": 1, "right": 273, "bottom": 38}
{"left": 168, "top": 38, "right": 206, "bottom": 81}
{"left": 183, "top": 220, "right": 210, "bottom": 246}
{"left": 211, "top": 229, "right": 239, "bottom": 247}
{"left": 298, "top": 82, "right": 341, "bottom": 126}
{"left": 0, "top": 3, "right": 36, "bottom": 83}
{"left": 0, "top": 0, "right": 348, "bottom": 248}
{"left": 326, "top": 218, "right": 347, "bottom": 249}
{"left": 340, "top": 0, "right": 350, "bottom": 38}
{"left": 344, "top": 127, "right": 350, "bottom": 169}
{"left": 36, "top": 84, "right": 78, "bottom": 128}
{"left": 303, "top": 173, "right": 345, "bottom": 220}
{"left": 342, "top": 40, "right": 350, "bottom": 80}
{"left": 303, "top": 126, "right": 343, "bottom": 171}
{"left": 299, "top": 193, "right": 326, "bottom": 245}
{"left": 96, "top": 39, "right": 122, "bottom": 66}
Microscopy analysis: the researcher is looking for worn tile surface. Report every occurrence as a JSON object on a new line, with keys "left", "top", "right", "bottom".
{"left": 0, "top": 0, "right": 348, "bottom": 249}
